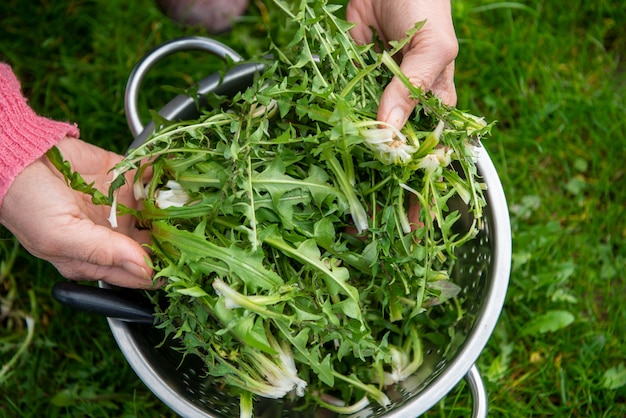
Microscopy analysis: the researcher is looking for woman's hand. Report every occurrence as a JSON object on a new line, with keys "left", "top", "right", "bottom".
{"left": 0, "top": 136, "right": 154, "bottom": 288}
{"left": 347, "top": 0, "right": 458, "bottom": 130}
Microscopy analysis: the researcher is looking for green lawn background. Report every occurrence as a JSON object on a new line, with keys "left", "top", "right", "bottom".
{"left": 1, "top": 0, "right": 625, "bottom": 417}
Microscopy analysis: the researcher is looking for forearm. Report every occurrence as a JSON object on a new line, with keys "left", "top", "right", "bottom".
{"left": 0, "top": 63, "right": 79, "bottom": 206}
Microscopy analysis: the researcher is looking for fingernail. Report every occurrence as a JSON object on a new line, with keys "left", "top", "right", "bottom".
{"left": 122, "top": 261, "right": 150, "bottom": 281}
{"left": 387, "top": 107, "right": 406, "bottom": 131}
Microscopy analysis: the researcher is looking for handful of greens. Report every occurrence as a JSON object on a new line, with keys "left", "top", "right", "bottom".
{"left": 103, "top": 1, "right": 492, "bottom": 416}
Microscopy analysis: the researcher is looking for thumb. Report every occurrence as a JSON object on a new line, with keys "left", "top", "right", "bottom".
{"left": 378, "top": 52, "right": 456, "bottom": 131}
{"left": 377, "top": 31, "right": 458, "bottom": 130}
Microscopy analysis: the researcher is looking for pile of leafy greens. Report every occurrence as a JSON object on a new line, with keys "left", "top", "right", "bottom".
{"left": 56, "top": 0, "right": 494, "bottom": 416}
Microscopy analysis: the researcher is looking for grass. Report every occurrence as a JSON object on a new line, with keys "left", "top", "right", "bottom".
{"left": 1, "top": 0, "right": 625, "bottom": 417}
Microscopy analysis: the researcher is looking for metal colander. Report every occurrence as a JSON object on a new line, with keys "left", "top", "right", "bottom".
{"left": 105, "top": 37, "right": 511, "bottom": 418}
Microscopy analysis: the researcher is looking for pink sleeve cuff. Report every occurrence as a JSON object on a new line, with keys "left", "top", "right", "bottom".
{"left": 0, "top": 63, "right": 80, "bottom": 206}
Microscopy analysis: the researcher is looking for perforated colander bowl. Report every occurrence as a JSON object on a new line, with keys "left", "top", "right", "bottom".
{"left": 106, "top": 37, "right": 511, "bottom": 418}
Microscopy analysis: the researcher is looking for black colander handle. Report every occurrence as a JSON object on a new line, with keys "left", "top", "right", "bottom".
{"left": 124, "top": 36, "right": 243, "bottom": 136}
{"left": 51, "top": 282, "right": 154, "bottom": 324}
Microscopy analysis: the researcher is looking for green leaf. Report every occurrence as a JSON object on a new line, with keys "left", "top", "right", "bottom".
{"left": 332, "top": 298, "right": 361, "bottom": 320}
{"left": 521, "top": 310, "right": 575, "bottom": 336}
{"left": 321, "top": 149, "right": 368, "bottom": 233}
{"left": 175, "top": 286, "right": 210, "bottom": 298}
{"left": 263, "top": 232, "right": 360, "bottom": 308}
{"left": 305, "top": 164, "right": 346, "bottom": 209}
{"left": 50, "top": 388, "right": 76, "bottom": 407}
{"left": 291, "top": 303, "right": 325, "bottom": 322}
{"left": 425, "top": 280, "right": 461, "bottom": 306}
{"left": 253, "top": 158, "right": 343, "bottom": 208}
{"left": 152, "top": 221, "right": 283, "bottom": 291}
{"left": 313, "top": 217, "right": 335, "bottom": 249}
{"left": 602, "top": 363, "right": 626, "bottom": 390}
{"left": 46, "top": 146, "right": 109, "bottom": 205}
{"left": 232, "top": 316, "right": 277, "bottom": 355}
{"left": 486, "top": 343, "right": 514, "bottom": 382}
{"left": 273, "top": 321, "right": 335, "bottom": 387}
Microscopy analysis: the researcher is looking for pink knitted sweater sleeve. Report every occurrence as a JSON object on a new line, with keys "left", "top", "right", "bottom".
{"left": 0, "top": 63, "right": 80, "bottom": 206}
